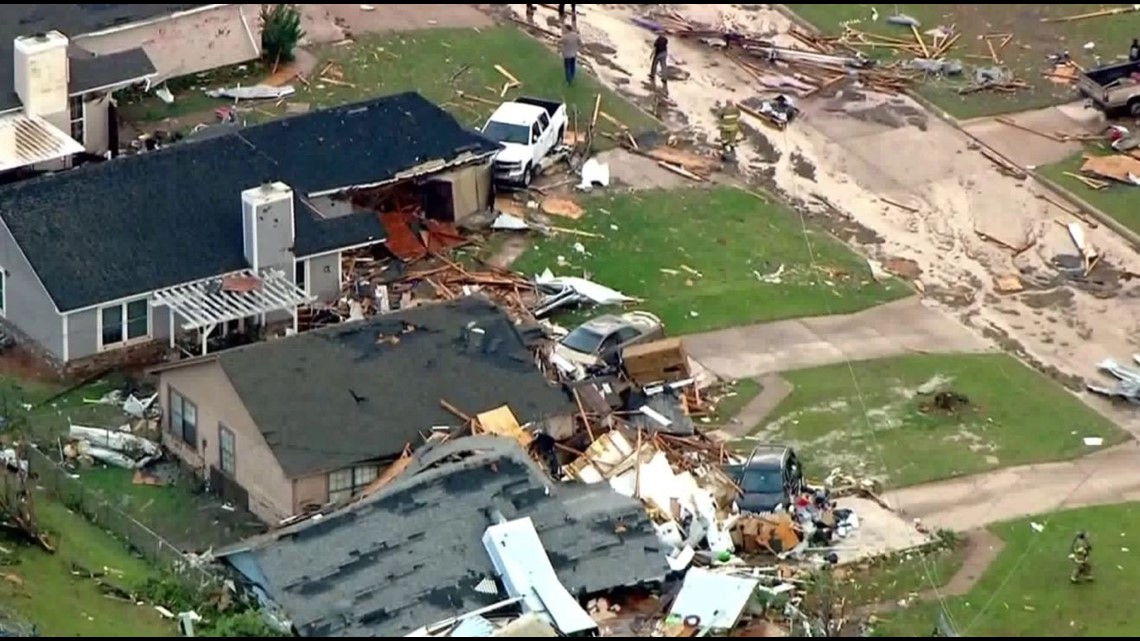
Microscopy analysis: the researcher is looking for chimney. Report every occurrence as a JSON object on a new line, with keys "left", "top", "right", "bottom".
{"left": 13, "top": 31, "right": 69, "bottom": 119}
{"left": 240, "top": 181, "right": 296, "bottom": 275}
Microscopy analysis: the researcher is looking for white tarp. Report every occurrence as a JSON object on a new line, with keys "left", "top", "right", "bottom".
{"left": 670, "top": 568, "right": 759, "bottom": 630}
{"left": 206, "top": 84, "right": 295, "bottom": 100}
{"left": 69, "top": 424, "right": 159, "bottom": 457}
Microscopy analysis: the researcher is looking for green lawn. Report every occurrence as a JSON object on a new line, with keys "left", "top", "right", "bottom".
{"left": 710, "top": 378, "right": 763, "bottom": 423}
{"left": 839, "top": 541, "right": 966, "bottom": 608}
{"left": 76, "top": 467, "right": 265, "bottom": 553}
{"left": 511, "top": 186, "right": 908, "bottom": 334}
{"left": 873, "top": 503, "right": 1140, "bottom": 636}
{"left": 1038, "top": 148, "right": 1140, "bottom": 237}
{"left": 0, "top": 493, "right": 175, "bottom": 637}
{"left": 121, "top": 27, "right": 658, "bottom": 141}
{"left": 745, "top": 353, "right": 1127, "bottom": 488}
{"left": 786, "top": 4, "right": 1137, "bottom": 119}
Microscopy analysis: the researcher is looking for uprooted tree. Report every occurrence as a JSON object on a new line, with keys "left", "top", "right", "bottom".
{"left": 260, "top": 4, "right": 305, "bottom": 64}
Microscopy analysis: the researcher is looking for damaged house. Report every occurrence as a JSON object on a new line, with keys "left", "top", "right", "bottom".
{"left": 215, "top": 435, "right": 670, "bottom": 637}
{"left": 0, "top": 91, "right": 500, "bottom": 371}
{"left": 150, "top": 296, "right": 576, "bottom": 523}
{"left": 0, "top": 5, "right": 263, "bottom": 167}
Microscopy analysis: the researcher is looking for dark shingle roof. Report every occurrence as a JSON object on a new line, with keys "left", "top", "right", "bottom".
{"left": 0, "top": 92, "right": 498, "bottom": 311}
{"left": 217, "top": 297, "right": 574, "bottom": 478}
{"left": 0, "top": 5, "right": 202, "bottom": 111}
{"left": 228, "top": 436, "right": 669, "bottom": 637}
{"left": 67, "top": 46, "right": 156, "bottom": 95}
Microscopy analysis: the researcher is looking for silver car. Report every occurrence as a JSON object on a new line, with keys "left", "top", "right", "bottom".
{"left": 553, "top": 311, "right": 664, "bottom": 367}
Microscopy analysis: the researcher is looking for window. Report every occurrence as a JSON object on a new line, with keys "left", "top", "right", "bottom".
{"left": 295, "top": 260, "right": 307, "bottom": 293}
{"left": 69, "top": 95, "right": 84, "bottom": 144}
{"left": 615, "top": 327, "right": 641, "bottom": 343}
{"left": 537, "top": 111, "right": 550, "bottom": 132}
{"left": 219, "top": 425, "right": 236, "bottom": 476}
{"left": 168, "top": 388, "right": 198, "bottom": 447}
{"left": 327, "top": 465, "right": 379, "bottom": 503}
{"left": 530, "top": 123, "right": 540, "bottom": 143}
{"left": 99, "top": 298, "right": 150, "bottom": 349}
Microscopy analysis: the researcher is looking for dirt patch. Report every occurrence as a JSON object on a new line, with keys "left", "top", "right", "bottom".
{"left": 839, "top": 100, "right": 929, "bottom": 131}
{"left": 790, "top": 151, "right": 817, "bottom": 181}
{"left": 920, "top": 390, "right": 971, "bottom": 415}
{"left": 0, "top": 347, "right": 63, "bottom": 385}
{"left": 883, "top": 257, "right": 922, "bottom": 279}
{"left": 981, "top": 324, "right": 1085, "bottom": 391}
{"left": 740, "top": 122, "right": 781, "bottom": 163}
{"left": 1021, "top": 288, "right": 1075, "bottom": 310}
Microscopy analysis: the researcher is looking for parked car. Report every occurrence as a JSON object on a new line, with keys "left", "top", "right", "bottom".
{"left": 1077, "top": 59, "right": 1140, "bottom": 116}
{"left": 553, "top": 311, "right": 664, "bottom": 367}
{"left": 483, "top": 97, "right": 568, "bottom": 187}
{"left": 722, "top": 445, "right": 804, "bottom": 514}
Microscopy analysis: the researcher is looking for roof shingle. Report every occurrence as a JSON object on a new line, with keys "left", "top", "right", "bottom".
{"left": 228, "top": 436, "right": 669, "bottom": 637}
{"left": 0, "top": 92, "right": 498, "bottom": 311}
{"left": 216, "top": 296, "right": 574, "bottom": 478}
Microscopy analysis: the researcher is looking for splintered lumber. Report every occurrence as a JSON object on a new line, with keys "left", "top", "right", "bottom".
{"left": 910, "top": 24, "right": 930, "bottom": 58}
{"left": 1041, "top": 6, "right": 1140, "bottom": 23}
{"left": 977, "top": 146, "right": 1027, "bottom": 179}
{"left": 456, "top": 90, "right": 499, "bottom": 106}
{"left": 986, "top": 39, "right": 1001, "bottom": 64}
{"left": 494, "top": 64, "right": 521, "bottom": 85}
{"left": 657, "top": 161, "right": 705, "bottom": 182}
{"left": 994, "top": 117, "right": 1064, "bottom": 142}
{"left": 1063, "top": 170, "right": 1109, "bottom": 190}
{"left": 591, "top": 93, "right": 602, "bottom": 129}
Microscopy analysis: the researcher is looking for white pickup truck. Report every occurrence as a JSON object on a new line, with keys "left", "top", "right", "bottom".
{"left": 482, "top": 97, "right": 568, "bottom": 187}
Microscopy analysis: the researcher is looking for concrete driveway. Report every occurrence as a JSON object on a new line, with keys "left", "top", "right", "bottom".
{"left": 684, "top": 297, "right": 991, "bottom": 380}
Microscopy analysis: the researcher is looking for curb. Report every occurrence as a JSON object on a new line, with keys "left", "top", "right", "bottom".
{"left": 771, "top": 4, "right": 1140, "bottom": 253}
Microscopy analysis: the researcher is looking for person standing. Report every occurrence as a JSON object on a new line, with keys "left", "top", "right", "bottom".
{"left": 1130, "top": 38, "right": 1140, "bottom": 62}
{"left": 560, "top": 24, "right": 581, "bottom": 86}
{"left": 649, "top": 34, "right": 669, "bottom": 90}
{"left": 559, "top": 4, "right": 577, "bottom": 26}
{"left": 1070, "top": 531, "right": 1093, "bottom": 583}
{"left": 717, "top": 100, "right": 742, "bottom": 159}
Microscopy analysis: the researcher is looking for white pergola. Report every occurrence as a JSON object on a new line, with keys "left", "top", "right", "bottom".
{"left": 152, "top": 268, "right": 315, "bottom": 355}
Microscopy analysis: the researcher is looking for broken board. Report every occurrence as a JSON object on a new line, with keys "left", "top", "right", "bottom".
{"left": 541, "top": 197, "right": 585, "bottom": 220}
{"left": 1080, "top": 154, "right": 1140, "bottom": 184}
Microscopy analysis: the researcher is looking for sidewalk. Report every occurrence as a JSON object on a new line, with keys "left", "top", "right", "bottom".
{"left": 684, "top": 297, "right": 990, "bottom": 380}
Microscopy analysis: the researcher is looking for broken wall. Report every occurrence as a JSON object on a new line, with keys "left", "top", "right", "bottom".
{"left": 73, "top": 5, "right": 262, "bottom": 82}
{"left": 157, "top": 358, "right": 294, "bottom": 522}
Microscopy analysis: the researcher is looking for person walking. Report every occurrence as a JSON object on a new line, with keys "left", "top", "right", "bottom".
{"left": 717, "top": 100, "right": 742, "bottom": 160}
{"left": 560, "top": 24, "right": 581, "bottom": 86}
{"left": 649, "top": 34, "right": 669, "bottom": 90}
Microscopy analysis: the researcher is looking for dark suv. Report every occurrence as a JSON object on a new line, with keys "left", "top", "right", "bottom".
{"left": 723, "top": 445, "right": 804, "bottom": 514}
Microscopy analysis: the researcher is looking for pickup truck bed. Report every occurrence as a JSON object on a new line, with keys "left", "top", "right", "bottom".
{"left": 513, "top": 96, "right": 562, "bottom": 117}
{"left": 1078, "top": 60, "right": 1140, "bottom": 115}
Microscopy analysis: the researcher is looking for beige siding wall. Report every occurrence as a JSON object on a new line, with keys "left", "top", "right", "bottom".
{"left": 158, "top": 360, "right": 293, "bottom": 522}
{"left": 75, "top": 5, "right": 262, "bottom": 81}
{"left": 82, "top": 94, "right": 110, "bottom": 154}
{"left": 293, "top": 473, "right": 328, "bottom": 513}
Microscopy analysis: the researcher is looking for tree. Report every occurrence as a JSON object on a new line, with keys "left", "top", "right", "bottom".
{"left": 260, "top": 5, "right": 304, "bottom": 64}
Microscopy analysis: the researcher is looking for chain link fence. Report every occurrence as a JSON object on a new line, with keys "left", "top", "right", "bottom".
{"left": 27, "top": 446, "right": 215, "bottom": 587}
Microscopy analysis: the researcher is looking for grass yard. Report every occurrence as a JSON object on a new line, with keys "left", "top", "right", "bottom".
{"left": 510, "top": 186, "right": 908, "bottom": 335}
{"left": 872, "top": 503, "right": 1140, "bottom": 636}
{"left": 837, "top": 541, "right": 965, "bottom": 609}
{"left": 710, "top": 378, "right": 763, "bottom": 423}
{"left": 744, "top": 353, "right": 1127, "bottom": 488}
{"left": 786, "top": 4, "right": 1138, "bottom": 119}
{"left": 76, "top": 466, "right": 265, "bottom": 553}
{"left": 0, "top": 493, "right": 175, "bottom": 637}
{"left": 1038, "top": 148, "right": 1140, "bottom": 236}
{"left": 121, "top": 27, "right": 657, "bottom": 143}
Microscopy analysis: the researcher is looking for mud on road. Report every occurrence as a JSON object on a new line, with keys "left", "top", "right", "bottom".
{"left": 502, "top": 3, "right": 1140, "bottom": 434}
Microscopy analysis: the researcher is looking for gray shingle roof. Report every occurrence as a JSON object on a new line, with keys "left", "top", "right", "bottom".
{"left": 0, "top": 92, "right": 498, "bottom": 311}
{"left": 67, "top": 46, "right": 156, "bottom": 94}
{"left": 227, "top": 436, "right": 669, "bottom": 637}
{"left": 217, "top": 297, "right": 575, "bottom": 478}
{"left": 0, "top": 5, "right": 200, "bottom": 111}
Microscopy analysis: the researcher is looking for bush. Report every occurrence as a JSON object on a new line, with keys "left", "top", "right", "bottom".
{"left": 260, "top": 5, "right": 304, "bottom": 63}
{"left": 137, "top": 572, "right": 289, "bottom": 637}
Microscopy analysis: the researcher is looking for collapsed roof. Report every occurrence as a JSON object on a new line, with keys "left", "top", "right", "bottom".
{"left": 219, "top": 436, "right": 670, "bottom": 637}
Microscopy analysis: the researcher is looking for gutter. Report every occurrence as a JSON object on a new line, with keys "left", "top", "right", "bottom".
{"left": 73, "top": 5, "right": 230, "bottom": 40}
{"left": 308, "top": 150, "right": 499, "bottom": 198}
